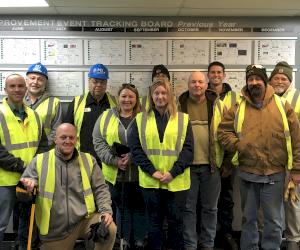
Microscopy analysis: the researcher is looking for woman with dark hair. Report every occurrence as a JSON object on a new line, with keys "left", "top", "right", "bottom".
{"left": 128, "top": 78, "right": 194, "bottom": 250}
{"left": 93, "top": 83, "right": 146, "bottom": 250}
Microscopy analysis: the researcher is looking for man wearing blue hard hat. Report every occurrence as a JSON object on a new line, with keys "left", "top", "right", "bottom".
{"left": 64, "top": 64, "right": 116, "bottom": 166}
{"left": 24, "top": 62, "right": 62, "bottom": 146}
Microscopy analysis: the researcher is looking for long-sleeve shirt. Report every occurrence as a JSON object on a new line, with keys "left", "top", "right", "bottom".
{"left": 128, "top": 109, "right": 194, "bottom": 178}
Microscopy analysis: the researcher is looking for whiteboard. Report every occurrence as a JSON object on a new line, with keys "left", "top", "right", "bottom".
{"left": 84, "top": 39, "right": 126, "bottom": 65}
{"left": 126, "top": 40, "right": 167, "bottom": 65}
{"left": 0, "top": 39, "right": 40, "bottom": 64}
{"left": 0, "top": 71, "right": 27, "bottom": 95}
{"left": 171, "top": 72, "right": 190, "bottom": 97}
{"left": 126, "top": 72, "right": 152, "bottom": 97}
{"left": 225, "top": 72, "right": 246, "bottom": 92}
{"left": 168, "top": 40, "right": 209, "bottom": 65}
{"left": 41, "top": 39, "right": 83, "bottom": 65}
{"left": 211, "top": 40, "right": 252, "bottom": 65}
{"left": 254, "top": 40, "right": 296, "bottom": 65}
{"left": 47, "top": 72, "right": 83, "bottom": 96}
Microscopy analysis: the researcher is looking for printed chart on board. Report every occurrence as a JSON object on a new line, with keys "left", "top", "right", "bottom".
{"left": 0, "top": 39, "right": 40, "bottom": 64}
{"left": 106, "top": 72, "right": 127, "bottom": 97}
{"left": 211, "top": 40, "right": 252, "bottom": 65}
{"left": 84, "top": 39, "right": 126, "bottom": 65}
{"left": 0, "top": 71, "right": 26, "bottom": 95}
{"left": 47, "top": 72, "right": 83, "bottom": 97}
{"left": 168, "top": 40, "right": 209, "bottom": 65}
{"left": 126, "top": 40, "right": 167, "bottom": 65}
{"left": 254, "top": 40, "right": 296, "bottom": 65}
{"left": 225, "top": 71, "right": 246, "bottom": 93}
{"left": 127, "top": 72, "right": 152, "bottom": 97}
{"left": 41, "top": 39, "right": 83, "bottom": 65}
{"left": 171, "top": 72, "right": 190, "bottom": 97}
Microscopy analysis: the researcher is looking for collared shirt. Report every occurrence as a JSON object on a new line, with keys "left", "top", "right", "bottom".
{"left": 7, "top": 102, "right": 27, "bottom": 121}
{"left": 64, "top": 92, "right": 111, "bottom": 165}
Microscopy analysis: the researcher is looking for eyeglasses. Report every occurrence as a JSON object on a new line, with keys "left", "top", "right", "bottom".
{"left": 246, "top": 64, "right": 265, "bottom": 71}
{"left": 122, "top": 83, "right": 136, "bottom": 88}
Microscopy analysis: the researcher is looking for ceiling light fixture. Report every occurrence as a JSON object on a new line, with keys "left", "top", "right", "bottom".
{"left": 0, "top": 0, "right": 49, "bottom": 7}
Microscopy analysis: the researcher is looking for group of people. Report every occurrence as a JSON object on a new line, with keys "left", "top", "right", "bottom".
{"left": 0, "top": 59, "right": 299, "bottom": 250}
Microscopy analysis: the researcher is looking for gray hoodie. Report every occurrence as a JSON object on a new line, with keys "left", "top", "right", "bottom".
{"left": 21, "top": 147, "right": 112, "bottom": 241}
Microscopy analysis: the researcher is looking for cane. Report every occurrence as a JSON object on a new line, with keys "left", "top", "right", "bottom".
{"left": 27, "top": 187, "right": 37, "bottom": 250}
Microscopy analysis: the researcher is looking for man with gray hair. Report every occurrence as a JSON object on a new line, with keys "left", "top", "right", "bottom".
{"left": 269, "top": 61, "right": 300, "bottom": 250}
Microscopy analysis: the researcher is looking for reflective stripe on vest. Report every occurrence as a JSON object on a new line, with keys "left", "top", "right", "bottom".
{"left": 212, "top": 98, "right": 225, "bottom": 168}
{"left": 35, "top": 97, "right": 59, "bottom": 136}
{"left": 35, "top": 149, "right": 96, "bottom": 235}
{"left": 74, "top": 93, "right": 116, "bottom": 150}
{"left": 283, "top": 89, "right": 300, "bottom": 117}
{"left": 223, "top": 91, "right": 240, "bottom": 110}
{"left": 98, "top": 109, "right": 121, "bottom": 185}
{"left": 0, "top": 100, "right": 41, "bottom": 185}
{"left": 136, "top": 111, "right": 190, "bottom": 192}
{"left": 231, "top": 95, "right": 293, "bottom": 169}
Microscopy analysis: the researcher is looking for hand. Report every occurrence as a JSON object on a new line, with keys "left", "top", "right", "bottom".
{"left": 152, "top": 171, "right": 163, "bottom": 180}
{"left": 20, "top": 178, "right": 36, "bottom": 192}
{"left": 116, "top": 157, "right": 127, "bottom": 171}
{"left": 160, "top": 172, "right": 173, "bottom": 184}
{"left": 100, "top": 213, "right": 113, "bottom": 227}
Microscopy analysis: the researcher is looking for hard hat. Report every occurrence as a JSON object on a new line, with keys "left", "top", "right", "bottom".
{"left": 88, "top": 64, "right": 109, "bottom": 80}
{"left": 26, "top": 62, "right": 48, "bottom": 79}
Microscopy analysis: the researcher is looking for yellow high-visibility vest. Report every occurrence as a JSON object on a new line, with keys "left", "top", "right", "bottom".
{"left": 97, "top": 109, "right": 123, "bottom": 185}
{"left": 34, "top": 97, "right": 60, "bottom": 137}
{"left": 0, "top": 99, "right": 41, "bottom": 186}
{"left": 35, "top": 149, "right": 96, "bottom": 235}
{"left": 136, "top": 111, "right": 190, "bottom": 192}
{"left": 282, "top": 88, "right": 300, "bottom": 117}
{"left": 211, "top": 98, "right": 226, "bottom": 168}
{"left": 222, "top": 91, "right": 241, "bottom": 110}
{"left": 74, "top": 93, "right": 116, "bottom": 150}
{"left": 231, "top": 95, "right": 293, "bottom": 169}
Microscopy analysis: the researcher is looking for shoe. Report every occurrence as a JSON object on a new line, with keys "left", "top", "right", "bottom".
{"left": 223, "top": 234, "right": 238, "bottom": 250}
{"left": 286, "top": 241, "right": 299, "bottom": 250}
{"left": 134, "top": 240, "right": 145, "bottom": 250}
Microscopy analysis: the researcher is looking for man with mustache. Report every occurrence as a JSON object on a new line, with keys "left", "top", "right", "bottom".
{"left": 217, "top": 64, "right": 300, "bottom": 250}
{"left": 269, "top": 61, "right": 300, "bottom": 250}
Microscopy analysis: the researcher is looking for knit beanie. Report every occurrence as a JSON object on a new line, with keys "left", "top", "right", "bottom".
{"left": 269, "top": 61, "right": 293, "bottom": 82}
{"left": 246, "top": 64, "right": 268, "bottom": 85}
{"left": 152, "top": 64, "right": 170, "bottom": 81}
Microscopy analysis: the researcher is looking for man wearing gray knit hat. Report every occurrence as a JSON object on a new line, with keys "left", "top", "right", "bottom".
{"left": 270, "top": 61, "right": 300, "bottom": 250}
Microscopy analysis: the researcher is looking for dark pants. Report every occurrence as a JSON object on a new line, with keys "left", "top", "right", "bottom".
{"left": 108, "top": 181, "right": 146, "bottom": 245}
{"left": 142, "top": 188, "right": 187, "bottom": 250}
{"left": 218, "top": 174, "right": 234, "bottom": 235}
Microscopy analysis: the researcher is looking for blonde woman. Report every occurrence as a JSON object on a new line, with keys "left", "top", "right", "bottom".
{"left": 128, "top": 78, "right": 194, "bottom": 250}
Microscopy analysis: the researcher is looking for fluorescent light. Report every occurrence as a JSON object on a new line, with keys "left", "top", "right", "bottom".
{"left": 0, "top": 0, "right": 49, "bottom": 7}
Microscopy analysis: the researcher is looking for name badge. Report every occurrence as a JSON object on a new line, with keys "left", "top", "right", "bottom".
{"left": 84, "top": 107, "right": 91, "bottom": 112}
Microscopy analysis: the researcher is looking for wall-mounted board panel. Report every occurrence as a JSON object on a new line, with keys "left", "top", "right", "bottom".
{"left": 211, "top": 40, "right": 252, "bottom": 65}
{"left": 41, "top": 39, "right": 83, "bottom": 65}
{"left": 84, "top": 39, "right": 126, "bottom": 65}
{"left": 126, "top": 40, "right": 167, "bottom": 65}
{"left": 168, "top": 40, "right": 209, "bottom": 65}
{"left": 0, "top": 39, "right": 40, "bottom": 64}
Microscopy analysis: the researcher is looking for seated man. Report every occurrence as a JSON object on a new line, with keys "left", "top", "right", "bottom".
{"left": 21, "top": 123, "right": 116, "bottom": 250}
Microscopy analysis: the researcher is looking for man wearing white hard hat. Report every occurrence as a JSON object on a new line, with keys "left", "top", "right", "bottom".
{"left": 64, "top": 64, "right": 116, "bottom": 166}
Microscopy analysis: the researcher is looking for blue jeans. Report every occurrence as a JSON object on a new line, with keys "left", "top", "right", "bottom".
{"left": 240, "top": 178, "right": 284, "bottom": 250}
{"left": 0, "top": 186, "right": 17, "bottom": 242}
{"left": 108, "top": 181, "right": 146, "bottom": 244}
{"left": 142, "top": 188, "right": 187, "bottom": 250}
{"left": 183, "top": 165, "right": 221, "bottom": 249}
